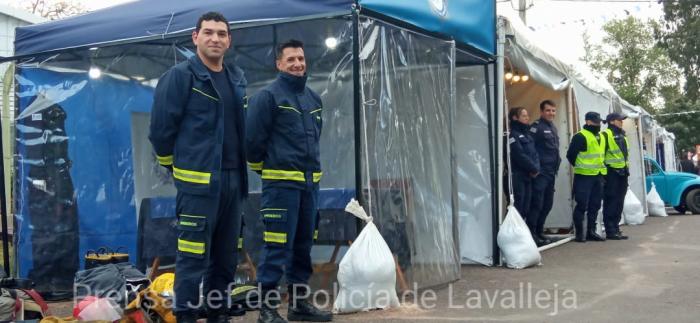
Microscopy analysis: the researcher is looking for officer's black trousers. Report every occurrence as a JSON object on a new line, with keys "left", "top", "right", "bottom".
{"left": 572, "top": 174, "right": 603, "bottom": 231}
{"left": 528, "top": 173, "right": 555, "bottom": 236}
{"left": 512, "top": 172, "right": 532, "bottom": 219}
{"left": 603, "top": 171, "right": 628, "bottom": 235}
{"left": 174, "top": 169, "right": 242, "bottom": 313}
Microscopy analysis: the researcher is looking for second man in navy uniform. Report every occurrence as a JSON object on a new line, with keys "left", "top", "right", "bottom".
{"left": 527, "top": 100, "right": 561, "bottom": 246}
{"left": 508, "top": 107, "right": 540, "bottom": 224}
{"left": 246, "top": 40, "right": 332, "bottom": 323}
{"left": 602, "top": 113, "right": 630, "bottom": 240}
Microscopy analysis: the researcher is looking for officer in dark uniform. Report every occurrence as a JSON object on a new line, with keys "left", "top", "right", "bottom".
{"left": 246, "top": 40, "right": 332, "bottom": 323}
{"left": 602, "top": 113, "right": 630, "bottom": 240}
{"left": 508, "top": 107, "right": 540, "bottom": 224}
{"left": 149, "top": 12, "right": 247, "bottom": 323}
{"left": 528, "top": 100, "right": 561, "bottom": 246}
{"left": 566, "top": 112, "right": 606, "bottom": 243}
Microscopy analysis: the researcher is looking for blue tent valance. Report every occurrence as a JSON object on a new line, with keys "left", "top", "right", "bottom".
{"left": 13, "top": 0, "right": 494, "bottom": 58}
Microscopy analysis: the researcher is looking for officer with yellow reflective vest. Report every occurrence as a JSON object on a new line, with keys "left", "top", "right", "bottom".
{"left": 245, "top": 39, "right": 332, "bottom": 323}
{"left": 149, "top": 12, "right": 247, "bottom": 323}
{"left": 566, "top": 112, "right": 607, "bottom": 243}
{"left": 602, "top": 113, "right": 630, "bottom": 240}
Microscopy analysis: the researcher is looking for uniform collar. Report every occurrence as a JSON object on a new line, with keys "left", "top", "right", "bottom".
{"left": 510, "top": 119, "right": 529, "bottom": 133}
{"left": 539, "top": 117, "right": 554, "bottom": 126}
{"left": 189, "top": 54, "right": 245, "bottom": 85}
{"left": 608, "top": 124, "right": 625, "bottom": 135}
{"left": 278, "top": 72, "right": 307, "bottom": 93}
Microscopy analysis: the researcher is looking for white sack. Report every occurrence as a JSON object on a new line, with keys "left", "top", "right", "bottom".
{"left": 497, "top": 205, "right": 541, "bottom": 269}
{"left": 623, "top": 188, "right": 645, "bottom": 225}
{"left": 333, "top": 199, "right": 400, "bottom": 314}
{"left": 647, "top": 183, "right": 668, "bottom": 217}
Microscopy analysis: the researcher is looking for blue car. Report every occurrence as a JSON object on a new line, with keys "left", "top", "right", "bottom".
{"left": 645, "top": 157, "right": 700, "bottom": 214}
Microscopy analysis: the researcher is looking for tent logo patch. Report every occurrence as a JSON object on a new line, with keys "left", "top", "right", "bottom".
{"left": 429, "top": 0, "right": 448, "bottom": 17}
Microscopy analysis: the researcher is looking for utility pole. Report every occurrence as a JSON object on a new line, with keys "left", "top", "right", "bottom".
{"left": 519, "top": 0, "right": 527, "bottom": 24}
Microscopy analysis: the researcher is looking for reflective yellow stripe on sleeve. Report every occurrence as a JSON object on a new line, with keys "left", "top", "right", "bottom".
{"left": 261, "top": 169, "right": 305, "bottom": 182}
{"left": 247, "top": 161, "right": 263, "bottom": 171}
{"left": 173, "top": 167, "right": 211, "bottom": 184}
{"left": 313, "top": 172, "right": 322, "bottom": 183}
{"left": 156, "top": 154, "right": 173, "bottom": 166}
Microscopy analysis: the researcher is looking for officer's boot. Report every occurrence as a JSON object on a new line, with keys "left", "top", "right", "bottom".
{"left": 587, "top": 225, "right": 606, "bottom": 242}
{"left": 574, "top": 222, "right": 586, "bottom": 243}
{"left": 287, "top": 286, "right": 332, "bottom": 322}
{"left": 175, "top": 311, "right": 198, "bottom": 323}
{"left": 206, "top": 307, "right": 231, "bottom": 323}
{"left": 258, "top": 303, "right": 287, "bottom": 323}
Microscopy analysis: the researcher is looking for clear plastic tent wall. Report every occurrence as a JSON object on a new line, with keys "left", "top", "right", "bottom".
{"left": 11, "top": 13, "right": 470, "bottom": 294}
{"left": 358, "top": 18, "right": 460, "bottom": 287}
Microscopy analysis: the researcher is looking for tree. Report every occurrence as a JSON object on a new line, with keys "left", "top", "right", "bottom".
{"left": 659, "top": 1, "right": 700, "bottom": 103}
{"left": 24, "top": 0, "right": 86, "bottom": 20}
{"left": 582, "top": 16, "right": 680, "bottom": 114}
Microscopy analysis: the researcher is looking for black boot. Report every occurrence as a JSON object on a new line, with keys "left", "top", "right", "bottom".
{"left": 288, "top": 299, "right": 332, "bottom": 322}
{"left": 175, "top": 311, "right": 198, "bottom": 323}
{"left": 206, "top": 308, "right": 231, "bottom": 323}
{"left": 574, "top": 222, "right": 586, "bottom": 243}
{"left": 587, "top": 228, "right": 606, "bottom": 241}
{"left": 258, "top": 303, "right": 287, "bottom": 323}
{"left": 537, "top": 233, "right": 552, "bottom": 245}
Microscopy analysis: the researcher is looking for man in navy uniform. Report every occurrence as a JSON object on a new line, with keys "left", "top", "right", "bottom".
{"left": 528, "top": 100, "right": 561, "bottom": 246}
{"left": 566, "top": 112, "right": 607, "bottom": 242}
{"left": 149, "top": 12, "right": 247, "bottom": 323}
{"left": 602, "top": 113, "right": 630, "bottom": 240}
{"left": 246, "top": 39, "right": 332, "bottom": 323}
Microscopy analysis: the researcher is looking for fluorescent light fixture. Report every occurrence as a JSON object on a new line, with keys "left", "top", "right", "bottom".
{"left": 325, "top": 37, "right": 338, "bottom": 49}
{"left": 89, "top": 67, "right": 101, "bottom": 79}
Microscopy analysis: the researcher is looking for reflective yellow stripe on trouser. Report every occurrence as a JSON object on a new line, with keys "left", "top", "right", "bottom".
{"left": 178, "top": 239, "right": 205, "bottom": 255}
{"left": 261, "top": 170, "right": 323, "bottom": 183}
{"left": 264, "top": 232, "right": 287, "bottom": 244}
{"left": 173, "top": 167, "right": 211, "bottom": 184}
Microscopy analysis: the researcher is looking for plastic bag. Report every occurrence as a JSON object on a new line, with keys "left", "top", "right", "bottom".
{"left": 623, "top": 189, "right": 645, "bottom": 225}
{"left": 647, "top": 183, "right": 668, "bottom": 217}
{"left": 333, "top": 199, "right": 400, "bottom": 314}
{"left": 497, "top": 205, "right": 541, "bottom": 269}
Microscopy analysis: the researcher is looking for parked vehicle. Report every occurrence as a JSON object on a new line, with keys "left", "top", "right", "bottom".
{"left": 645, "top": 157, "right": 700, "bottom": 214}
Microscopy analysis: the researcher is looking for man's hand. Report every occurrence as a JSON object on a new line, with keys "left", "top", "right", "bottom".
{"left": 530, "top": 172, "right": 539, "bottom": 178}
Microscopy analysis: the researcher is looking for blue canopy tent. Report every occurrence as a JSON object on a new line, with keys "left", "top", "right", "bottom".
{"left": 2, "top": 0, "right": 496, "bottom": 296}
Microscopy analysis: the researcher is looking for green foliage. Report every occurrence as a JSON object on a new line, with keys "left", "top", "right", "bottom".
{"left": 659, "top": 1, "right": 700, "bottom": 102}
{"left": 583, "top": 16, "right": 680, "bottom": 114}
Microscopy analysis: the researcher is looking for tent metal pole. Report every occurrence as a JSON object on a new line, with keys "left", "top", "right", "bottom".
{"left": 0, "top": 100, "right": 9, "bottom": 277}
{"left": 351, "top": 7, "right": 365, "bottom": 211}
{"left": 492, "top": 18, "right": 506, "bottom": 266}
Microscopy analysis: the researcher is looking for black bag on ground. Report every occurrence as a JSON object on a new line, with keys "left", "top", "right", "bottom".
{"left": 74, "top": 263, "right": 149, "bottom": 308}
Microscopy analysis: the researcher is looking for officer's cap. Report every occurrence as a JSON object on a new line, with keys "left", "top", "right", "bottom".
{"left": 584, "top": 111, "right": 602, "bottom": 123}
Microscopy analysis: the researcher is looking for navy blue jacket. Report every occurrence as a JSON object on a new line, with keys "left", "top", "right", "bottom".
{"left": 509, "top": 120, "right": 540, "bottom": 175}
{"left": 149, "top": 55, "right": 248, "bottom": 196}
{"left": 246, "top": 72, "right": 323, "bottom": 190}
{"left": 529, "top": 118, "right": 561, "bottom": 175}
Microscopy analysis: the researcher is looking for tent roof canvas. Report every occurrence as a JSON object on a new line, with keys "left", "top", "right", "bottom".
{"left": 12, "top": 0, "right": 495, "bottom": 59}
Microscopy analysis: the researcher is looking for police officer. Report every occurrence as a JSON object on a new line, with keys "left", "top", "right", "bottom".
{"left": 149, "top": 12, "right": 247, "bottom": 323}
{"left": 246, "top": 39, "right": 332, "bottom": 323}
{"left": 508, "top": 107, "right": 540, "bottom": 225}
{"left": 603, "top": 113, "right": 630, "bottom": 240}
{"left": 528, "top": 100, "right": 561, "bottom": 246}
{"left": 566, "top": 111, "right": 606, "bottom": 242}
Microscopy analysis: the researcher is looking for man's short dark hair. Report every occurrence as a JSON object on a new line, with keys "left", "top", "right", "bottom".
{"left": 539, "top": 99, "right": 556, "bottom": 111}
{"left": 276, "top": 39, "right": 304, "bottom": 60}
{"left": 196, "top": 12, "right": 229, "bottom": 34}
